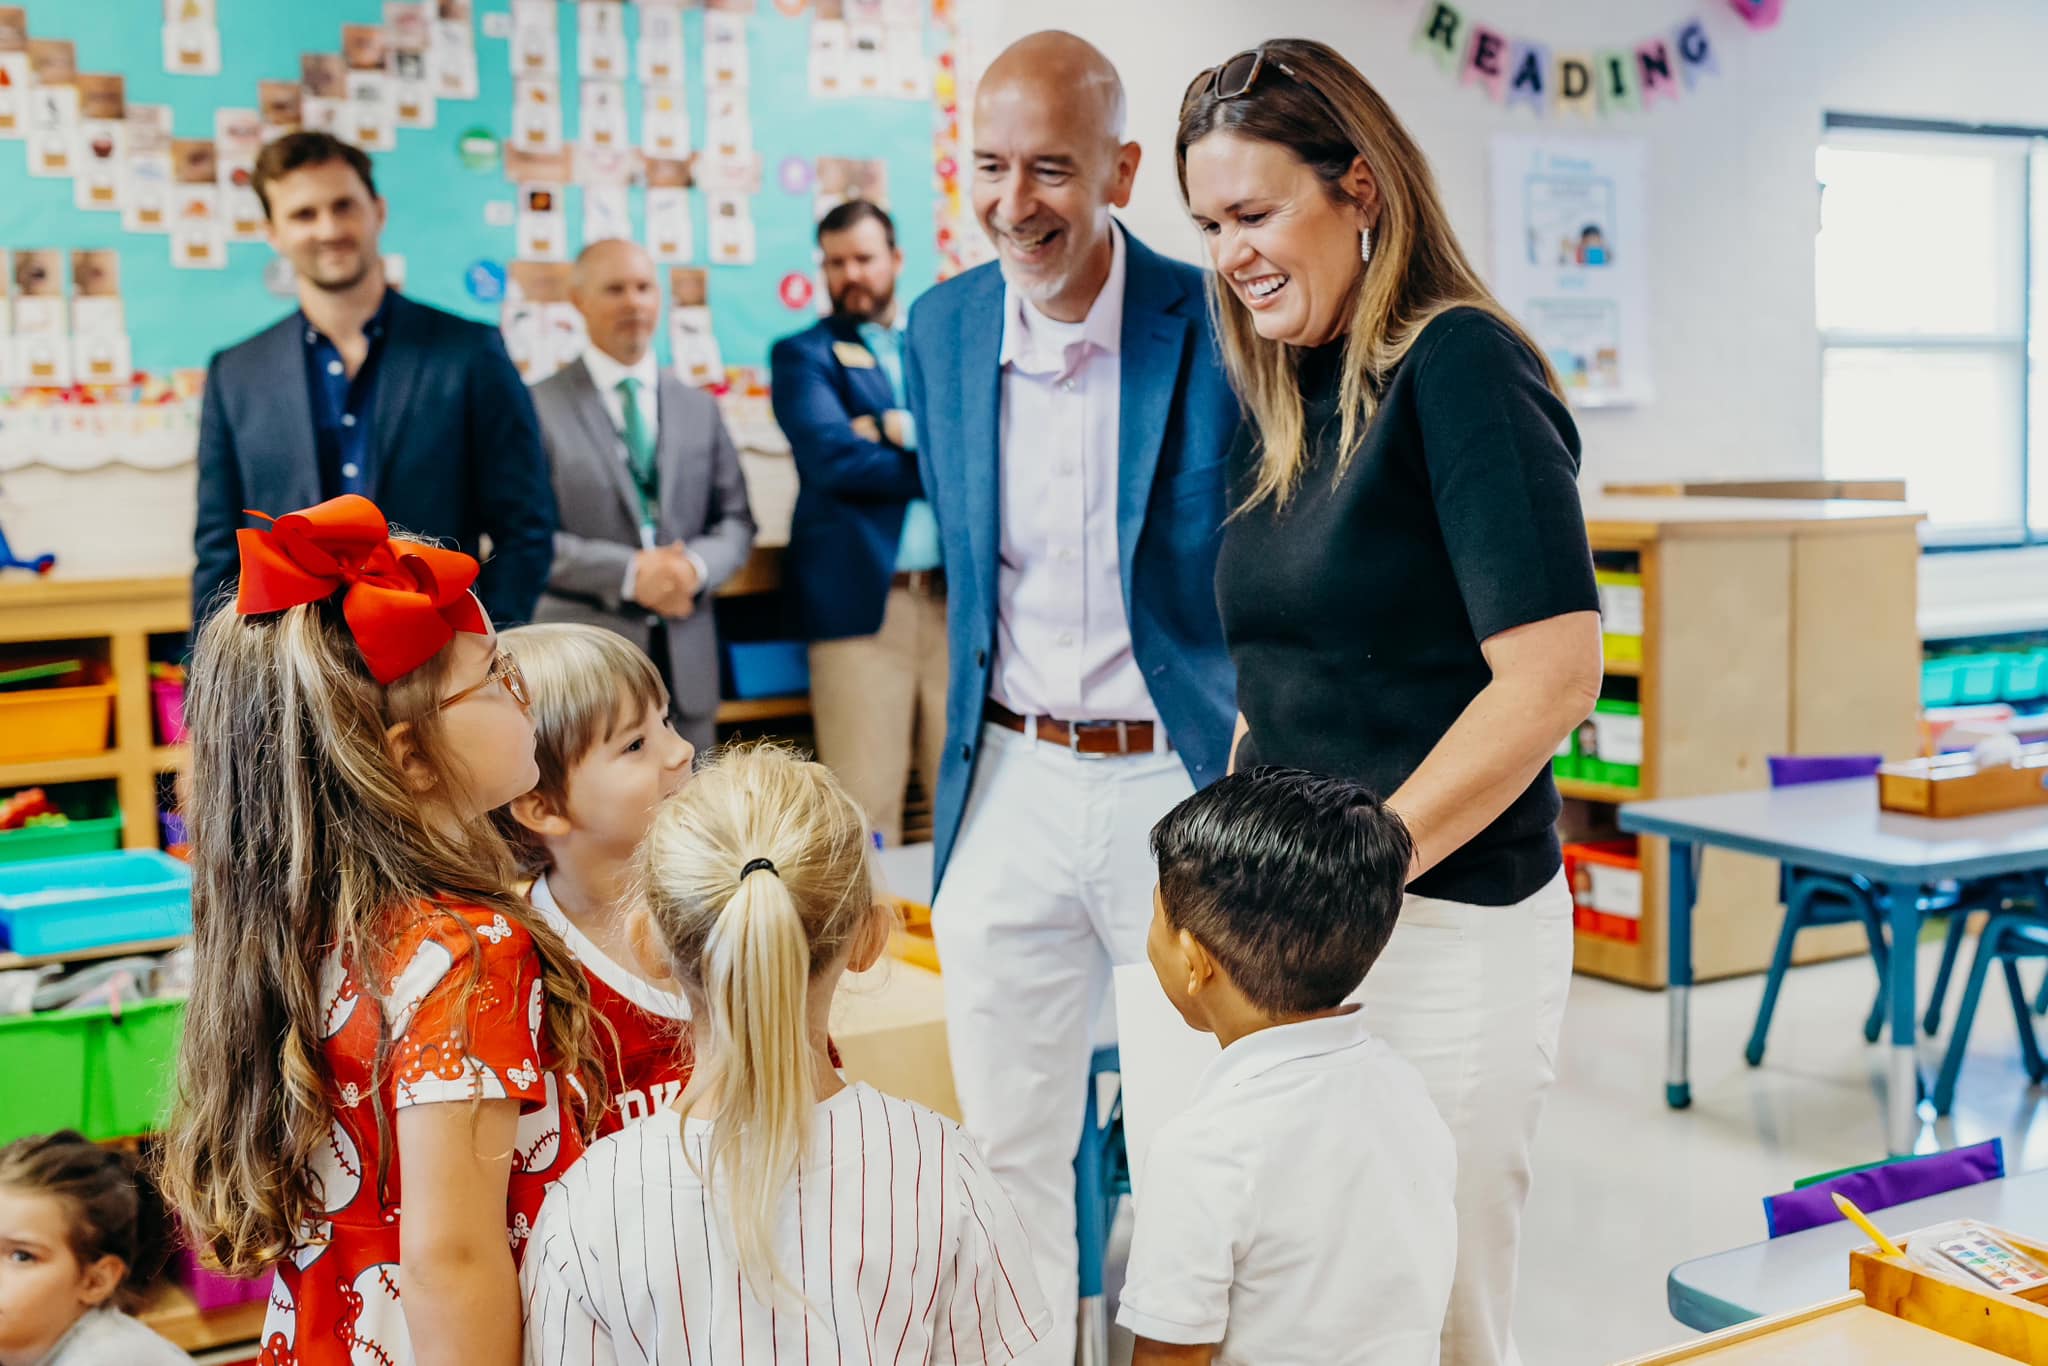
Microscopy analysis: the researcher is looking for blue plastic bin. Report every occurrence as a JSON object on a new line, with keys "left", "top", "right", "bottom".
{"left": 0, "top": 851, "right": 192, "bottom": 956}
{"left": 724, "top": 641, "right": 810, "bottom": 699}
{"left": 1922, "top": 659, "right": 1961, "bottom": 708}
{"left": 1956, "top": 655, "right": 2004, "bottom": 705}
{"left": 2001, "top": 650, "right": 2048, "bottom": 706}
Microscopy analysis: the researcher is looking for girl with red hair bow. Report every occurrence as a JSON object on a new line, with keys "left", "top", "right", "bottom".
{"left": 157, "top": 495, "right": 608, "bottom": 1366}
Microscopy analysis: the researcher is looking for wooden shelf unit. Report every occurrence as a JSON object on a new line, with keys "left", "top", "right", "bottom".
{"left": 138, "top": 1281, "right": 267, "bottom": 1355}
{"left": 0, "top": 575, "right": 188, "bottom": 852}
{"left": 1567, "top": 497, "right": 1926, "bottom": 987}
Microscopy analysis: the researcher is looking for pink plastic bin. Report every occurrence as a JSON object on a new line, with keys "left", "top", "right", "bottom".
{"left": 174, "top": 1240, "right": 272, "bottom": 1311}
{"left": 151, "top": 678, "right": 187, "bottom": 746}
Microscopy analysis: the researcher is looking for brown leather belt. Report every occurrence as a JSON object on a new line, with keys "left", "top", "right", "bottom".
{"left": 983, "top": 699, "right": 1171, "bottom": 757}
{"left": 892, "top": 568, "right": 945, "bottom": 595}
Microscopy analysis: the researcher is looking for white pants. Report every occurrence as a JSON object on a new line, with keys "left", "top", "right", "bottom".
{"left": 932, "top": 721, "right": 1193, "bottom": 1366}
{"left": 1350, "top": 872, "right": 1574, "bottom": 1366}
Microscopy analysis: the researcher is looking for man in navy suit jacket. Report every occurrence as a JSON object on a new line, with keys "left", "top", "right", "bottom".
{"left": 904, "top": 32, "right": 1241, "bottom": 1360}
{"left": 191, "top": 132, "right": 553, "bottom": 630}
{"left": 770, "top": 200, "right": 945, "bottom": 847}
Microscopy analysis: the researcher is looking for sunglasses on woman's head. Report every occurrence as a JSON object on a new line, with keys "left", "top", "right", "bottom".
{"left": 1183, "top": 48, "right": 1303, "bottom": 111}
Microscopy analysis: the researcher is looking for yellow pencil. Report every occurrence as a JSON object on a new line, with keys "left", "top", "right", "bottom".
{"left": 1834, "top": 1192, "right": 1906, "bottom": 1257}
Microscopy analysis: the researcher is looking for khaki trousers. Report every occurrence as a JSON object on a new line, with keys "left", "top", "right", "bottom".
{"left": 806, "top": 585, "right": 949, "bottom": 846}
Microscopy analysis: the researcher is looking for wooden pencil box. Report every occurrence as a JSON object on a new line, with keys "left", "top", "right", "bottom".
{"left": 1877, "top": 745, "right": 2048, "bottom": 818}
{"left": 1851, "top": 1224, "right": 2048, "bottom": 1360}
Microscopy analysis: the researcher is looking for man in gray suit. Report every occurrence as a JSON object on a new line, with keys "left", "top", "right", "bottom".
{"left": 531, "top": 238, "right": 755, "bottom": 752}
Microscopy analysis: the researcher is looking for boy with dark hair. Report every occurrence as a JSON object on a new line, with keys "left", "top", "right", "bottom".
{"left": 1120, "top": 767, "right": 1458, "bottom": 1366}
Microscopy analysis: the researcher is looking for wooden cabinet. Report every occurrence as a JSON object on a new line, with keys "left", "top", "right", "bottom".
{"left": 1567, "top": 497, "right": 1925, "bottom": 987}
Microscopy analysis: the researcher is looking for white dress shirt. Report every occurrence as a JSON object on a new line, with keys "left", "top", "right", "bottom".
{"left": 1116, "top": 1008, "right": 1458, "bottom": 1365}
{"left": 990, "top": 223, "right": 1156, "bottom": 722}
{"left": 520, "top": 1083, "right": 1052, "bottom": 1365}
{"left": 579, "top": 344, "right": 706, "bottom": 600}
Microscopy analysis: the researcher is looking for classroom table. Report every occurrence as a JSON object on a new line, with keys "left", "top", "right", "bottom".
{"left": 1618, "top": 779, "right": 2048, "bottom": 1156}
{"left": 1666, "top": 1168, "right": 2048, "bottom": 1331}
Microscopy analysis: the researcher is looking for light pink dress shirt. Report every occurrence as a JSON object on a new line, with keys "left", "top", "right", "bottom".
{"left": 989, "top": 224, "right": 1157, "bottom": 723}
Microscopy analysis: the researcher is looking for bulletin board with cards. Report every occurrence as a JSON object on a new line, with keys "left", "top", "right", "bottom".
{"left": 0, "top": 0, "right": 949, "bottom": 414}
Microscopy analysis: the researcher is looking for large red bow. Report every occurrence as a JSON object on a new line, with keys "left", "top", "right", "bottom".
{"left": 235, "top": 494, "right": 488, "bottom": 684}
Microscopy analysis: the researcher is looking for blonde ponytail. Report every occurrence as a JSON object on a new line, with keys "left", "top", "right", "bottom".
{"left": 642, "top": 743, "right": 877, "bottom": 1303}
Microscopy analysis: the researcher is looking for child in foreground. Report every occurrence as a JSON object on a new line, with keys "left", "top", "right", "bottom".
{"left": 0, "top": 1131, "right": 190, "bottom": 1366}
{"left": 1119, "top": 767, "right": 1458, "bottom": 1366}
{"left": 521, "top": 743, "right": 1049, "bottom": 1364}
{"left": 498, "top": 623, "right": 698, "bottom": 1131}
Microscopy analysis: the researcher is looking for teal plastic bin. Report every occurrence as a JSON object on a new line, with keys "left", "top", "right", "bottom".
{"left": 1922, "top": 659, "right": 1961, "bottom": 708}
{"left": 2000, "top": 650, "right": 2048, "bottom": 706}
{"left": 1956, "top": 654, "right": 2004, "bottom": 705}
{"left": 0, "top": 851, "right": 192, "bottom": 956}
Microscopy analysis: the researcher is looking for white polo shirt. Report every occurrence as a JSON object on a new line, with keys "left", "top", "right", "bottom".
{"left": 1115, "top": 1008, "right": 1457, "bottom": 1366}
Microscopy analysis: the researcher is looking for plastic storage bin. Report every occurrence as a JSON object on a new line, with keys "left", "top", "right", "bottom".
{"left": 0, "top": 997, "right": 184, "bottom": 1144}
{"left": 151, "top": 677, "right": 187, "bottom": 746}
{"left": 724, "top": 640, "right": 810, "bottom": 699}
{"left": 0, "top": 790, "right": 122, "bottom": 865}
{"left": 1956, "top": 654, "right": 2004, "bottom": 705}
{"left": 1552, "top": 728, "right": 1582, "bottom": 783}
{"left": 0, "top": 682, "right": 115, "bottom": 764}
{"left": 0, "top": 851, "right": 192, "bottom": 956}
{"left": 173, "top": 1241, "right": 272, "bottom": 1312}
{"left": 1923, "top": 659, "right": 1962, "bottom": 708}
{"left": 1565, "top": 839, "right": 1643, "bottom": 943}
{"left": 1595, "top": 569, "right": 1645, "bottom": 665}
{"left": 1580, "top": 699, "right": 1644, "bottom": 790}
{"left": 1999, "top": 650, "right": 2048, "bottom": 706}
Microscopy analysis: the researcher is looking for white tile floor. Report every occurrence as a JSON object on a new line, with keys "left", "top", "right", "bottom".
{"left": 1099, "top": 936, "right": 2048, "bottom": 1365}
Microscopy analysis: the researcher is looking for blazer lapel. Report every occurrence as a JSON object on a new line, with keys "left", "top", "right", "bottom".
{"left": 263, "top": 315, "right": 321, "bottom": 508}
{"left": 957, "top": 272, "right": 1005, "bottom": 629}
{"left": 367, "top": 294, "right": 421, "bottom": 501}
{"left": 651, "top": 372, "right": 698, "bottom": 540}
{"left": 1115, "top": 232, "right": 1193, "bottom": 603}
{"left": 567, "top": 358, "right": 645, "bottom": 531}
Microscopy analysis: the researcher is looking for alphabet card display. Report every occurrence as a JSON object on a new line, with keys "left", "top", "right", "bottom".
{"left": 72, "top": 73, "right": 125, "bottom": 212}
{"left": 162, "top": 0, "right": 221, "bottom": 76}
{"left": 667, "top": 267, "right": 723, "bottom": 387}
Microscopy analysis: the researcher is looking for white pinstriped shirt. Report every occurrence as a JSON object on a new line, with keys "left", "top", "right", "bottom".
{"left": 520, "top": 1083, "right": 1050, "bottom": 1365}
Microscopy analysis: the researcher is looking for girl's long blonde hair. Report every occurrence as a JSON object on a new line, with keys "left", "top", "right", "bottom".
{"left": 158, "top": 589, "right": 607, "bottom": 1276}
{"left": 1175, "top": 37, "right": 1562, "bottom": 507}
{"left": 641, "top": 742, "right": 876, "bottom": 1302}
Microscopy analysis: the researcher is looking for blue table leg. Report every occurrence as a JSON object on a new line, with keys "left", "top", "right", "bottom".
{"left": 1667, "top": 839, "right": 1697, "bottom": 1109}
{"left": 1884, "top": 881, "right": 1925, "bottom": 1155}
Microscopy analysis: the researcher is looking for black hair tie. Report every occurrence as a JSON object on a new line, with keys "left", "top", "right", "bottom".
{"left": 740, "top": 857, "right": 778, "bottom": 880}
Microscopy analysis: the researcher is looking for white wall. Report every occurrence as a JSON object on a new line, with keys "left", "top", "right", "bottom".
{"left": 965, "top": 0, "right": 2048, "bottom": 629}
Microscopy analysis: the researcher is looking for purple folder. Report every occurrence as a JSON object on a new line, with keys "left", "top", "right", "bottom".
{"left": 1762, "top": 1138, "right": 2006, "bottom": 1238}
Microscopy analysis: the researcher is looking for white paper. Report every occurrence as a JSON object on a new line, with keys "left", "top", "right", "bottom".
{"left": 72, "top": 332, "right": 132, "bottom": 385}
{"left": 12, "top": 294, "right": 67, "bottom": 336}
{"left": 392, "top": 75, "right": 435, "bottom": 127}
{"left": 484, "top": 198, "right": 516, "bottom": 227}
{"left": 642, "top": 84, "right": 689, "bottom": 159}
{"left": 543, "top": 301, "right": 588, "bottom": 369}
{"left": 26, "top": 85, "right": 78, "bottom": 178}
{"left": 669, "top": 305, "right": 722, "bottom": 387}
{"left": 344, "top": 71, "right": 396, "bottom": 151}
{"left": 808, "top": 21, "right": 848, "bottom": 98}
{"left": 72, "top": 296, "right": 124, "bottom": 337}
{"left": 637, "top": 4, "right": 686, "bottom": 86}
{"left": 481, "top": 9, "right": 514, "bottom": 42}
{"left": 707, "top": 191, "right": 756, "bottom": 266}
{"left": 73, "top": 120, "right": 125, "bottom": 211}
{"left": 885, "top": 24, "right": 926, "bottom": 99}
{"left": 578, "top": 1, "right": 628, "bottom": 80}
{"left": 578, "top": 79, "right": 628, "bottom": 151}
{"left": 502, "top": 300, "right": 548, "bottom": 381}
{"left": 704, "top": 93, "right": 752, "bottom": 161}
{"left": 161, "top": 21, "right": 222, "bottom": 76}
{"left": 847, "top": 22, "right": 886, "bottom": 96}
{"left": 224, "top": 184, "right": 267, "bottom": 241}
{"left": 169, "top": 186, "right": 226, "bottom": 269}
{"left": 703, "top": 12, "right": 748, "bottom": 89}
{"left": 13, "top": 334, "right": 74, "bottom": 386}
{"left": 509, "top": 0, "right": 559, "bottom": 76}
{"left": 0, "top": 53, "right": 30, "bottom": 138}
{"left": 513, "top": 77, "right": 563, "bottom": 153}
{"left": 516, "top": 184, "right": 568, "bottom": 261}
{"left": 302, "top": 96, "right": 343, "bottom": 134}
{"left": 646, "top": 186, "right": 693, "bottom": 263}
{"left": 213, "top": 106, "right": 262, "bottom": 157}
{"left": 878, "top": 0, "right": 918, "bottom": 21}
{"left": 431, "top": 21, "right": 479, "bottom": 99}
{"left": 122, "top": 161, "right": 173, "bottom": 232}
{"left": 583, "top": 184, "right": 632, "bottom": 245}
{"left": 1488, "top": 133, "right": 1653, "bottom": 408}
{"left": 1111, "top": 962, "right": 1220, "bottom": 1204}
{"left": 164, "top": 0, "right": 216, "bottom": 22}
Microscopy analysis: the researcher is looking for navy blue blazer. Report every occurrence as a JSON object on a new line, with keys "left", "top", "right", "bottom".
{"left": 769, "top": 314, "right": 920, "bottom": 642}
{"left": 905, "top": 227, "right": 1244, "bottom": 886}
{"left": 191, "top": 292, "right": 556, "bottom": 629}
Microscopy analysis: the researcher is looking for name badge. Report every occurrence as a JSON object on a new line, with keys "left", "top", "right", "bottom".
{"left": 833, "top": 340, "right": 877, "bottom": 370}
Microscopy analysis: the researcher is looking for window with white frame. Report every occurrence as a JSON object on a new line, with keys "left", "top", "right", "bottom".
{"left": 1816, "top": 115, "right": 2047, "bottom": 547}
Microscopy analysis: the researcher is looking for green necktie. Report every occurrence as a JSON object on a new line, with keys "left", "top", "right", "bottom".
{"left": 617, "top": 376, "right": 658, "bottom": 528}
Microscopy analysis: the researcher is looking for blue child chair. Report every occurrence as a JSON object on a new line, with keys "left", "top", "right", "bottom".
{"left": 1745, "top": 755, "right": 1972, "bottom": 1065}
{"left": 1933, "top": 885, "right": 2048, "bottom": 1116}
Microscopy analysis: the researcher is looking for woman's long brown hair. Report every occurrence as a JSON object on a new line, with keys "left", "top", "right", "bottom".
{"left": 1175, "top": 38, "right": 1562, "bottom": 508}
{"left": 158, "top": 590, "right": 606, "bottom": 1276}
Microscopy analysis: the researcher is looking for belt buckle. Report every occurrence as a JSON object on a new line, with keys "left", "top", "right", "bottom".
{"left": 1068, "top": 720, "right": 1128, "bottom": 760}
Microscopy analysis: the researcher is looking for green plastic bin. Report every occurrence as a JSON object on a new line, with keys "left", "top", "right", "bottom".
{"left": 1586, "top": 699, "right": 1643, "bottom": 790}
{"left": 0, "top": 997, "right": 184, "bottom": 1145}
{"left": 0, "top": 788, "right": 122, "bottom": 865}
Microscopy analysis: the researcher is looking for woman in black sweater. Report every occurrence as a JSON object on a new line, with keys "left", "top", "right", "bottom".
{"left": 1175, "top": 40, "right": 1603, "bottom": 1366}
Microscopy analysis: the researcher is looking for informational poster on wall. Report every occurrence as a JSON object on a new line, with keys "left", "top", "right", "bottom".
{"left": 1487, "top": 133, "right": 1650, "bottom": 408}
